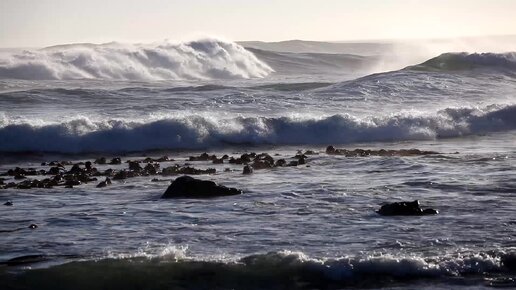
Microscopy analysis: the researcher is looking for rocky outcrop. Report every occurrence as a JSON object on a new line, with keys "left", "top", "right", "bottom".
{"left": 377, "top": 200, "right": 438, "bottom": 216}
{"left": 162, "top": 176, "right": 242, "bottom": 198}
{"left": 326, "top": 146, "right": 439, "bottom": 157}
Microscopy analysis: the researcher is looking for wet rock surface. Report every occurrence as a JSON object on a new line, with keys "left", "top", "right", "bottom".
{"left": 377, "top": 200, "right": 438, "bottom": 216}
{"left": 162, "top": 176, "right": 242, "bottom": 198}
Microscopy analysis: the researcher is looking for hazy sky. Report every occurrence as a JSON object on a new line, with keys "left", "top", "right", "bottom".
{"left": 1, "top": 0, "right": 516, "bottom": 47}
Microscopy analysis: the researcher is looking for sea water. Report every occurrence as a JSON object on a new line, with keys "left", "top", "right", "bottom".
{"left": 0, "top": 39, "right": 515, "bottom": 289}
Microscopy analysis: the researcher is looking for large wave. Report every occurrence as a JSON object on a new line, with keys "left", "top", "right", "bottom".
{"left": 2, "top": 250, "right": 515, "bottom": 289}
{"left": 0, "top": 104, "right": 515, "bottom": 153}
{"left": 0, "top": 39, "right": 273, "bottom": 81}
{"left": 408, "top": 52, "right": 516, "bottom": 72}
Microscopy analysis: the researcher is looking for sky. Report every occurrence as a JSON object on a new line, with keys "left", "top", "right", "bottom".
{"left": 1, "top": 0, "right": 516, "bottom": 47}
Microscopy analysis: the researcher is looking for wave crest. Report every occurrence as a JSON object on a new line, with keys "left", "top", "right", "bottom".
{"left": 2, "top": 250, "right": 515, "bottom": 289}
{"left": 409, "top": 52, "right": 516, "bottom": 72}
{"left": 0, "top": 104, "right": 515, "bottom": 153}
{"left": 0, "top": 39, "right": 273, "bottom": 81}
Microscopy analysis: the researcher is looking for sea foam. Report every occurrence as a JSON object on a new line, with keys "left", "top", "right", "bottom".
{"left": 3, "top": 250, "right": 514, "bottom": 289}
{"left": 0, "top": 104, "right": 515, "bottom": 153}
{"left": 0, "top": 39, "right": 273, "bottom": 81}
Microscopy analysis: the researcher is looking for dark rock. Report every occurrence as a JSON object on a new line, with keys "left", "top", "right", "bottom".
{"left": 95, "top": 157, "right": 107, "bottom": 164}
{"left": 69, "top": 164, "right": 83, "bottom": 174}
{"left": 96, "top": 177, "right": 111, "bottom": 188}
{"left": 110, "top": 158, "right": 122, "bottom": 165}
{"left": 377, "top": 200, "right": 438, "bottom": 216}
{"left": 242, "top": 165, "right": 254, "bottom": 175}
{"left": 48, "top": 166, "right": 63, "bottom": 175}
{"left": 212, "top": 158, "right": 224, "bottom": 164}
{"left": 128, "top": 161, "right": 142, "bottom": 171}
{"left": 156, "top": 156, "right": 172, "bottom": 162}
{"left": 422, "top": 208, "right": 438, "bottom": 215}
{"left": 113, "top": 170, "right": 128, "bottom": 180}
{"left": 64, "top": 180, "right": 81, "bottom": 187}
{"left": 228, "top": 157, "right": 242, "bottom": 164}
{"left": 326, "top": 145, "right": 439, "bottom": 157}
{"left": 275, "top": 159, "right": 287, "bottom": 167}
{"left": 5, "top": 182, "right": 16, "bottom": 188}
{"left": 144, "top": 163, "right": 160, "bottom": 174}
{"left": 85, "top": 161, "right": 92, "bottom": 171}
{"left": 251, "top": 160, "right": 273, "bottom": 170}
{"left": 501, "top": 253, "right": 516, "bottom": 271}
{"left": 162, "top": 165, "right": 215, "bottom": 176}
{"left": 240, "top": 153, "right": 253, "bottom": 163}
{"left": 326, "top": 145, "right": 336, "bottom": 154}
{"left": 162, "top": 176, "right": 241, "bottom": 199}
{"left": 25, "top": 169, "right": 38, "bottom": 176}
{"left": 4, "top": 200, "right": 13, "bottom": 206}
{"left": 16, "top": 180, "right": 33, "bottom": 189}
{"left": 189, "top": 153, "right": 216, "bottom": 162}
{"left": 287, "top": 161, "right": 299, "bottom": 167}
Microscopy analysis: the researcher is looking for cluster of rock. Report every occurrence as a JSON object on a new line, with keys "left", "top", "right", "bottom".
{"left": 2, "top": 146, "right": 444, "bottom": 218}
{"left": 0, "top": 150, "right": 312, "bottom": 190}
{"left": 325, "top": 146, "right": 439, "bottom": 157}
{"left": 0, "top": 155, "right": 204, "bottom": 190}
{"left": 186, "top": 152, "right": 308, "bottom": 174}
{"left": 1, "top": 161, "right": 104, "bottom": 189}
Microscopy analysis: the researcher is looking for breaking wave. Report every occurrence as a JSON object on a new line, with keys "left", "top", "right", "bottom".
{"left": 0, "top": 104, "right": 515, "bottom": 153}
{"left": 0, "top": 39, "right": 273, "bottom": 81}
{"left": 408, "top": 52, "right": 516, "bottom": 72}
{"left": 1, "top": 250, "right": 515, "bottom": 289}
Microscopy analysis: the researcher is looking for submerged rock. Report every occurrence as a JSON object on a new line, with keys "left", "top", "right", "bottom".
{"left": 377, "top": 200, "right": 438, "bottom": 216}
{"left": 162, "top": 176, "right": 242, "bottom": 198}
{"left": 96, "top": 177, "right": 112, "bottom": 188}
{"left": 242, "top": 165, "right": 253, "bottom": 175}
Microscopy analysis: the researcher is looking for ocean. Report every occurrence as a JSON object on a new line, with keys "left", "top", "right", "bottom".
{"left": 0, "top": 38, "right": 515, "bottom": 289}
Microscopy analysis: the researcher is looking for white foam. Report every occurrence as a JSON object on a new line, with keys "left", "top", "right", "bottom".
{"left": 0, "top": 104, "right": 515, "bottom": 153}
{"left": 0, "top": 39, "right": 273, "bottom": 81}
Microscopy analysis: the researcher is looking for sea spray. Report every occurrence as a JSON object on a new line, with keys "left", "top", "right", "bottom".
{"left": 0, "top": 39, "right": 273, "bottom": 81}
